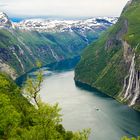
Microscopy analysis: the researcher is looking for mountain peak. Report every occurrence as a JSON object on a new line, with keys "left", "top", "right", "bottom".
{"left": 0, "top": 12, "right": 12, "bottom": 28}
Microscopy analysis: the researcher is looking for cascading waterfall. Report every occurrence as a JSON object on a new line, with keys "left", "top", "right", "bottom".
{"left": 121, "top": 43, "right": 140, "bottom": 106}
{"left": 81, "top": 30, "right": 89, "bottom": 45}
{"left": 130, "top": 72, "right": 140, "bottom": 106}
{"left": 123, "top": 54, "right": 135, "bottom": 99}
{"left": 17, "top": 37, "right": 36, "bottom": 66}
{"left": 119, "top": 75, "right": 128, "bottom": 99}
{"left": 12, "top": 50, "right": 25, "bottom": 73}
{"left": 48, "top": 46, "right": 59, "bottom": 61}
{"left": 17, "top": 37, "right": 33, "bottom": 56}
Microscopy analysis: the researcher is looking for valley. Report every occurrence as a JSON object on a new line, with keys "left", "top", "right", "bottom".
{"left": 0, "top": 12, "right": 116, "bottom": 78}
{"left": 0, "top": 0, "right": 140, "bottom": 139}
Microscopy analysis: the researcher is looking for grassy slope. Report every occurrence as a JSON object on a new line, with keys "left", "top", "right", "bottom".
{"left": 75, "top": 0, "right": 140, "bottom": 97}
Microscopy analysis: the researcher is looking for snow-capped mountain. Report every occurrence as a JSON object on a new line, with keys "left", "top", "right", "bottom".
{"left": 0, "top": 11, "right": 118, "bottom": 32}
{"left": 0, "top": 12, "right": 12, "bottom": 28}
{"left": 17, "top": 17, "right": 118, "bottom": 32}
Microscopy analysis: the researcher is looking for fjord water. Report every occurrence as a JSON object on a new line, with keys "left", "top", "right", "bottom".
{"left": 38, "top": 70, "right": 140, "bottom": 140}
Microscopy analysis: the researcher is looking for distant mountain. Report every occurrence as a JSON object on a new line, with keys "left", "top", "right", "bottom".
{"left": 0, "top": 12, "right": 117, "bottom": 79}
{"left": 75, "top": 0, "right": 140, "bottom": 111}
{"left": 16, "top": 17, "right": 117, "bottom": 32}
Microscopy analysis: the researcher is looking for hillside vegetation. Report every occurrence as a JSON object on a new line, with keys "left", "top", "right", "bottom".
{"left": 0, "top": 28, "right": 91, "bottom": 78}
{"left": 0, "top": 72, "right": 91, "bottom": 140}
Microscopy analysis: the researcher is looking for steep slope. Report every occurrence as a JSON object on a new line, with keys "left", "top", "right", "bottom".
{"left": 0, "top": 13, "right": 116, "bottom": 78}
{"left": 75, "top": 0, "right": 140, "bottom": 111}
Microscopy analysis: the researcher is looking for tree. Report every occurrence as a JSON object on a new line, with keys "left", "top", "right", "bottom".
{"left": 0, "top": 94, "right": 21, "bottom": 139}
{"left": 23, "top": 61, "right": 43, "bottom": 108}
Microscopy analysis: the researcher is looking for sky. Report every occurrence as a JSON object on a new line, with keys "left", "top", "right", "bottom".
{"left": 0, "top": 0, "right": 129, "bottom": 18}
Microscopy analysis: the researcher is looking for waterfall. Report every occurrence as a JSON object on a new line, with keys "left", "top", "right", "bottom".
{"left": 130, "top": 72, "right": 140, "bottom": 106}
{"left": 123, "top": 54, "right": 135, "bottom": 99}
{"left": 48, "top": 46, "right": 59, "bottom": 61}
{"left": 12, "top": 51, "right": 25, "bottom": 73}
{"left": 121, "top": 43, "right": 140, "bottom": 106}
{"left": 81, "top": 30, "right": 89, "bottom": 45}
{"left": 118, "top": 75, "right": 128, "bottom": 100}
{"left": 17, "top": 37, "right": 33, "bottom": 56}
{"left": 17, "top": 37, "right": 36, "bottom": 66}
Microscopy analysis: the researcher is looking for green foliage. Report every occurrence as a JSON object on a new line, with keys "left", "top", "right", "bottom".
{"left": 0, "top": 73, "right": 31, "bottom": 139}
{"left": 75, "top": 30, "right": 125, "bottom": 96}
{"left": 23, "top": 70, "right": 43, "bottom": 107}
{"left": 0, "top": 72, "right": 90, "bottom": 139}
{"left": 0, "top": 94, "right": 21, "bottom": 139}
{"left": 71, "top": 129, "right": 91, "bottom": 140}
{"left": 122, "top": 0, "right": 140, "bottom": 47}
{"left": 23, "top": 61, "right": 43, "bottom": 107}
{"left": 121, "top": 136, "right": 140, "bottom": 140}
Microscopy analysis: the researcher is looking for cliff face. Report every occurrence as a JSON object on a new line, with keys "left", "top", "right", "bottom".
{"left": 75, "top": 0, "right": 140, "bottom": 111}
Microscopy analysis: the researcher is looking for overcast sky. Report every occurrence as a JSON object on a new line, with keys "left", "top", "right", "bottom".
{"left": 0, "top": 0, "right": 128, "bottom": 17}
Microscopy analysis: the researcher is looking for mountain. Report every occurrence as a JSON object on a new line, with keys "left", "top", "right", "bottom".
{"left": 75, "top": 0, "right": 140, "bottom": 111}
{"left": 0, "top": 12, "right": 117, "bottom": 79}
{"left": 0, "top": 12, "right": 12, "bottom": 28}
{"left": 16, "top": 17, "right": 117, "bottom": 32}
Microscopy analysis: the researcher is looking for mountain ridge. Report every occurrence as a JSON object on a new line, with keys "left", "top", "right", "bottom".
{"left": 16, "top": 17, "right": 117, "bottom": 32}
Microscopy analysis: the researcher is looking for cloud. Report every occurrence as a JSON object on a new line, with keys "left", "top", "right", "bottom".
{"left": 0, "top": 4, "right": 8, "bottom": 7}
{"left": 0, "top": 0, "right": 129, "bottom": 17}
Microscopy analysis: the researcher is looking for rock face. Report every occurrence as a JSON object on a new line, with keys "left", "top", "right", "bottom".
{"left": 75, "top": 0, "right": 140, "bottom": 111}
{"left": 0, "top": 13, "right": 116, "bottom": 78}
